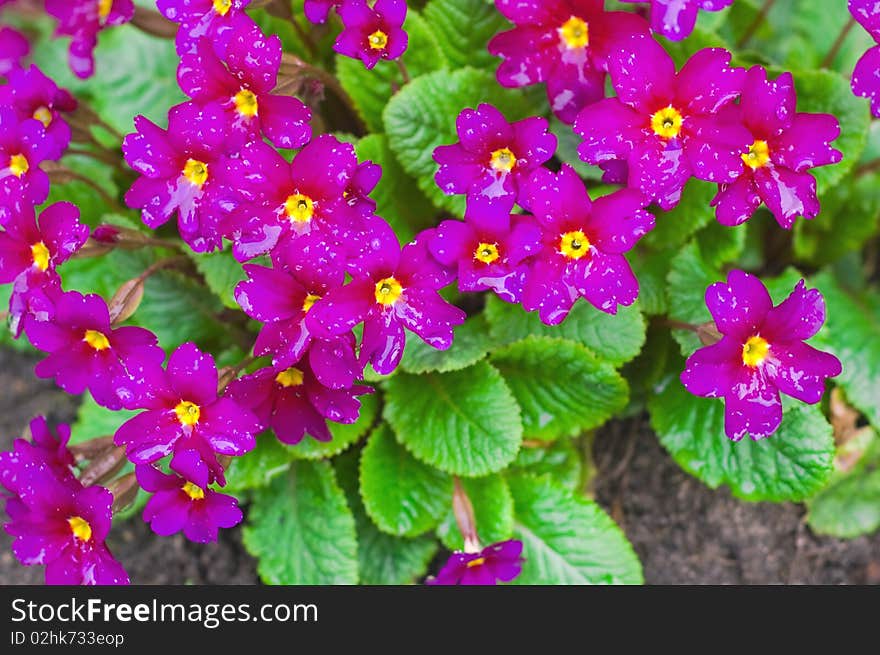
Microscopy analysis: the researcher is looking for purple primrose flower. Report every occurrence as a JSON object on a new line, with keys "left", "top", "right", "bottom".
{"left": 434, "top": 103, "right": 557, "bottom": 220}
{"left": 123, "top": 101, "right": 231, "bottom": 252}
{"left": 681, "top": 270, "right": 842, "bottom": 441}
{"left": 850, "top": 0, "right": 880, "bottom": 117}
{"left": 0, "top": 27, "right": 30, "bottom": 77}
{"left": 428, "top": 539, "right": 524, "bottom": 585}
{"left": 488, "top": 0, "right": 650, "bottom": 123}
{"left": 44, "top": 0, "right": 135, "bottom": 79}
{"left": 114, "top": 343, "right": 260, "bottom": 488}
{"left": 307, "top": 223, "right": 466, "bottom": 375}
{"left": 710, "top": 66, "right": 842, "bottom": 229}
{"left": 0, "top": 417, "right": 76, "bottom": 496}
{"left": 335, "top": 0, "right": 408, "bottom": 70}
{"left": 521, "top": 165, "right": 654, "bottom": 324}
{"left": 0, "top": 108, "right": 56, "bottom": 206}
{"left": 3, "top": 463, "right": 128, "bottom": 585}
{"left": 430, "top": 213, "right": 541, "bottom": 303}
{"left": 158, "top": 0, "right": 256, "bottom": 55}
{"left": 304, "top": 0, "right": 344, "bottom": 24}
{"left": 574, "top": 36, "right": 746, "bottom": 210}
{"left": 137, "top": 459, "right": 243, "bottom": 543}
{"left": 25, "top": 291, "right": 165, "bottom": 411}
{"left": 0, "top": 65, "right": 77, "bottom": 159}
{"left": 177, "top": 24, "right": 311, "bottom": 149}
{"left": 225, "top": 364, "right": 372, "bottom": 445}
{"left": 620, "top": 0, "right": 735, "bottom": 41}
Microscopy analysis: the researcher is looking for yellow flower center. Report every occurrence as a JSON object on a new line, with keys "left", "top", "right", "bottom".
{"left": 83, "top": 329, "right": 111, "bottom": 351}
{"left": 302, "top": 293, "right": 321, "bottom": 313}
{"left": 374, "top": 277, "right": 403, "bottom": 306}
{"left": 68, "top": 516, "right": 93, "bottom": 542}
{"left": 742, "top": 335, "right": 770, "bottom": 367}
{"left": 213, "top": 0, "right": 232, "bottom": 16}
{"left": 559, "top": 230, "right": 590, "bottom": 260}
{"left": 33, "top": 106, "right": 52, "bottom": 127}
{"left": 466, "top": 557, "right": 486, "bottom": 568}
{"left": 98, "top": 0, "right": 112, "bottom": 21}
{"left": 742, "top": 139, "right": 770, "bottom": 170}
{"left": 275, "top": 367, "right": 305, "bottom": 388}
{"left": 31, "top": 242, "right": 50, "bottom": 272}
{"left": 559, "top": 16, "right": 589, "bottom": 49}
{"left": 489, "top": 147, "right": 517, "bottom": 174}
{"left": 9, "top": 153, "right": 28, "bottom": 178}
{"left": 182, "top": 481, "right": 205, "bottom": 500}
{"left": 651, "top": 106, "right": 684, "bottom": 139}
{"left": 285, "top": 193, "right": 314, "bottom": 223}
{"left": 174, "top": 400, "right": 201, "bottom": 426}
{"left": 473, "top": 242, "right": 500, "bottom": 265}
{"left": 233, "top": 88, "right": 258, "bottom": 117}
{"left": 182, "top": 158, "right": 209, "bottom": 187}
{"left": 368, "top": 30, "right": 389, "bottom": 50}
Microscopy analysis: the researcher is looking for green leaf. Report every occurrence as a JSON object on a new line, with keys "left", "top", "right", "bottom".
{"left": 335, "top": 451, "right": 439, "bottom": 585}
{"left": 359, "top": 424, "right": 452, "bottom": 537}
{"left": 355, "top": 134, "right": 436, "bottom": 244}
{"left": 484, "top": 295, "right": 646, "bottom": 367}
{"left": 490, "top": 336, "right": 629, "bottom": 441}
{"left": 811, "top": 273, "right": 880, "bottom": 430}
{"left": 399, "top": 314, "right": 493, "bottom": 375}
{"left": 337, "top": 11, "right": 447, "bottom": 133}
{"left": 807, "top": 427, "right": 880, "bottom": 538}
{"left": 189, "top": 250, "right": 248, "bottom": 310}
{"left": 243, "top": 460, "right": 358, "bottom": 584}
{"left": 512, "top": 440, "right": 583, "bottom": 491}
{"left": 423, "top": 0, "right": 508, "bottom": 70}
{"left": 648, "top": 375, "right": 835, "bottom": 502}
{"left": 509, "top": 474, "right": 643, "bottom": 585}
{"left": 551, "top": 117, "right": 603, "bottom": 180}
{"left": 72, "top": 395, "right": 139, "bottom": 443}
{"left": 644, "top": 179, "right": 717, "bottom": 250}
{"left": 790, "top": 68, "right": 870, "bottom": 196}
{"left": 436, "top": 475, "right": 514, "bottom": 550}
{"left": 629, "top": 247, "right": 671, "bottom": 316}
{"left": 43, "top": 153, "right": 123, "bottom": 228}
{"left": 291, "top": 391, "right": 379, "bottom": 460}
{"left": 695, "top": 220, "right": 747, "bottom": 266}
{"left": 383, "top": 362, "right": 523, "bottom": 476}
{"left": 224, "top": 433, "right": 298, "bottom": 494}
{"left": 665, "top": 242, "right": 721, "bottom": 355}
{"left": 384, "top": 67, "right": 545, "bottom": 215}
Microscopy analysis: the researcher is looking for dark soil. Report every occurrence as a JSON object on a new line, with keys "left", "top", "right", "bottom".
{"left": 1, "top": 347, "right": 878, "bottom": 585}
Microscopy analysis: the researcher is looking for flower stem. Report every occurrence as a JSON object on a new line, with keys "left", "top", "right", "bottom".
{"left": 821, "top": 17, "right": 856, "bottom": 69}
{"left": 737, "top": 0, "right": 777, "bottom": 49}
{"left": 43, "top": 162, "right": 124, "bottom": 213}
{"left": 395, "top": 58, "right": 411, "bottom": 85}
{"left": 130, "top": 5, "right": 177, "bottom": 39}
{"left": 663, "top": 319, "right": 701, "bottom": 332}
{"left": 856, "top": 157, "right": 880, "bottom": 177}
{"left": 452, "top": 478, "right": 481, "bottom": 553}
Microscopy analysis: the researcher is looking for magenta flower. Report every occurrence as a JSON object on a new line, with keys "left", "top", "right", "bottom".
{"left": 521, "top": 165, "right": 654, "bottom": 324}
{"left": 430, "top": 213, "right": 541, "bottom": 303}
{"left": 307, "top": 223, "right": 466, "bottom": 375}
{"left": 4, "top": 464, "right": 128, "bottom": 585}
{"left": 0, "top": 65, "right": 77, "bottom": 159}
{"left": 219, "top": 135, "right": 362, "bottom": 261}
{"left": 0, "top": 108, "right": 55, "bottom": 206}
{"left": 136, "top": 459, "right": 243, "bottom": 543}
{"left": 488, "top": 0, "right": 650, "bottom": 123}
{"left": 177, "top": 25, "right": 311, "bottom": 149}
{"left": 44, "top": 0, "right": 135, "bottom": 79}
{"left": 345, "top": 159, "right": 382, "bottom": 217}
{"left": 0, "top": 26, "right": 29, "bottom": 77}
{"left": 0, "top": 417, "right": 75, "bottom": 496}
{"left": 428, "top": 540, "right": 524, "bottom": 585}
{"left": 304, "top": 0, "right": 343, "bottom": 24}
{"left": 710, "top": 66, "right": 842, "bottom": 229}
{"left": 114, "top": 343, "right": 260, "bottom": 488}
{"left": 0, "top": 201, "right": 89, "bottom": 290}
{"left": 619, "top": 0, "right": 734, "bottom": 41}
{"left": 158, "top": 0, "right": 256, "bottom": 55}
{"left": 235, "top": 234, "right": 361, "bottom": 388}
{"left": 681, "top": 271, "right": 842, "bottom": 441}
{"left": 25, "top": 291, "right": 165, "bottom": 411}
{"left": 574, "top": 37, "right": 746, "bottom": 210}
{"left": 850, "top": 0, "right": 880, "bottom": 117}
{"left": 123, "top": 101, "right": 230, "bottom": 252}
{"left": 434, "top": 104, "right": 557, "bottom": 220}
{"left": 334, "top": 0, "right": 408, "bottom": 69}
{"left": 225, "top": 364, "right": 372, "bottom": 445}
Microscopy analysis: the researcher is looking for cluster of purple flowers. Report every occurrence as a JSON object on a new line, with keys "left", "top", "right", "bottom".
{"left": 45, "top": 0, "right": 135, "bottom": 79}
